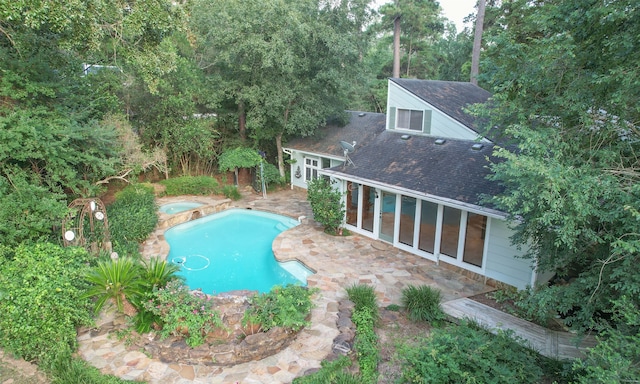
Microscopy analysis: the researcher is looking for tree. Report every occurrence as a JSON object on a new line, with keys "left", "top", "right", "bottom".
{"left": 470, "top": 0, "right": 486, "bottom": 84}
{"left": 189, "top": 0, "right": 372, "bottom": 177}
{"left": 218, "top": 147, "right": 263, "bottom": 186}
{"left": 481, "top": 0, "right": 640, "bottom": 332}
{"left": 376, "top": 0, "right": 444, "bottom": 79}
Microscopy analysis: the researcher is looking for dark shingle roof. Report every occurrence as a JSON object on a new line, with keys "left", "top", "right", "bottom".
{"left": 327, "top": 131, "right": 505, "bottom": 209}
{"left": 390, "top": 78, "right": 491, "bottom": 133}
{"left": 284, "top": 111, "right": 386, "bottom": 157}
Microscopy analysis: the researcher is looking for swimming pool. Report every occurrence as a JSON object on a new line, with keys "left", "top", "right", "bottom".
{"left": 159, "top": 202, "right": 204, "bottom": 215}
{"left": 165, "top": 208, "right": 312, "bottom": 294}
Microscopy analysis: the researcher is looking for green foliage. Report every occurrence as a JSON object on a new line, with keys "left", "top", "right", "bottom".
{"left": 292, "top": 356, "right": 359, "bottom": 384}
{"left": 141, "top": 257, "right": 183, "bottom": 292}
{"left": 47, "top": 356, "right": 136, "bottom": 384}
{"left": 218, "top": 147, "right": 263, "bottom": 173}
{"left": 243, "top": 285, "right": 316, "bottom": 333}
{"left": 401, "top": 284, "right": 446, "bottom": 324}
{"left": 400, "top": 322, "right": 547, "bottom": 384}
{"left": 159, "top": 176, "right": 220, "bottom": 196}
{"left": 351, "top": 306, "right": 379, "bottom": 384}
{"left": 346, "top": 283, "right": 379, "bottom": 320}
{"left": 222, "top": 184, "right": 242, "bottom": 200}
{"left": 0, "top": 172, "right": 68, "bottom": 247}
{"left": 306, "top": 178, "right": 345, "bottom": 235}
{"left": 346, "top": 283, "right": 380, "bottom": 383}
{"left": 143, "top": 280, "right": 226, "bottom": 347}
{"left": 0, "top": 243, "right": 93, "bottom": 364}
{"left": 572, "top": 296, "right": 640, "bottom": 383}
{"left": 106, "top": 183, "right": 158, "bottom": 256}
{"left": 481, "top": 0, "right": 640, "bottom": 333}
{"left": 258, "top": 162, "right": 286, "bottom": 189}
{"left": 83, "top": 257, "right": 145, "bottom": 315}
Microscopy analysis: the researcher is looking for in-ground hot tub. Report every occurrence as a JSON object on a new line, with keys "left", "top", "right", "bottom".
{"left": 159, "top": 202, "right": 204, "bottom": 215}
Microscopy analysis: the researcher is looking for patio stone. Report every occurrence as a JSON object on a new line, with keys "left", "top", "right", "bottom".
{"left": 77, "top": 188, "right": 492, "bottom": 383}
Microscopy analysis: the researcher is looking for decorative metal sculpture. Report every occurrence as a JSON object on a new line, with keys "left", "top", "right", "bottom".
{"left": 61, "top": 198, "right": 112, "bottom": 254}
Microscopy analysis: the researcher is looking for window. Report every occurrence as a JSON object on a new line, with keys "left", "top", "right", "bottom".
{"left": 397, "top": 109, "right": 424, "bottom": 131}
{"left": 463, "top": 214, "right": 487, "bottom": 267}
{"left": 304, "top": 157, "right": 319, "bottom": 182}
{"left": 440, "top": 206, "right": 461, "bottom": 257}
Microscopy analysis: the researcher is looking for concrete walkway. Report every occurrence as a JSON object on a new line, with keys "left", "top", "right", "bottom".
{"left": 442, "top": 298, "right": 597, "bottom": 360}
{"left": 77, "top": 189, "right": 495, "bottom": 383}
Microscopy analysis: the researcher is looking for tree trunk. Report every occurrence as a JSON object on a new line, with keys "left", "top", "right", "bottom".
{"left": 276, "top": 132, "right": 285, "bottom": 178}
{"left": 393, "top": 14, "right": 401, "bottom": 78}
{"left": 470, "top": 0, "right": 486, "bottom": 85}
{"left": 238, "top": 100, "right": 246, "bottom": 141}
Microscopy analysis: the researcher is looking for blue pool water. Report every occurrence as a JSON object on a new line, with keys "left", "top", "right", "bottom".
{"left": 160, "top": 202, "right": 204, "bottom": 215}
{"left": 165, "top": 209, "right": 312, "bottom": 294}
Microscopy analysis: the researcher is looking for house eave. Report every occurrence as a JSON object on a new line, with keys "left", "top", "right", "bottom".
{"left": 320, "top": 168, "right": 507, "bottom": 219}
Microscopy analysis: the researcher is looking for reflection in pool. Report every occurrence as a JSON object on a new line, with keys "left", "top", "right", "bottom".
{"left": 165, "top": 208, "right": 313, "bottom": 294}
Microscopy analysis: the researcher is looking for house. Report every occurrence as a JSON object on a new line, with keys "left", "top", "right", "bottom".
{"left": 284, "top": 78, "right": 549, "bottom": 289}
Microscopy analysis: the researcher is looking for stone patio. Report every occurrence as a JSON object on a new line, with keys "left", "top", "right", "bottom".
{"left": 77, "top": 188, "right": 493, "bottom": 383}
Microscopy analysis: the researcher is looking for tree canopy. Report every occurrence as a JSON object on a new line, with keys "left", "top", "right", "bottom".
{"left": 481, "top": 0, "right": 640, "bottom": 331}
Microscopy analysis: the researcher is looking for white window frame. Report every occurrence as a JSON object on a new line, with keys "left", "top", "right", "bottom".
{"left": 396, "top": 109, "right": 424, "bottom": 131}
{"left": 304, "top": 157, "right": 320, "bottom": 182}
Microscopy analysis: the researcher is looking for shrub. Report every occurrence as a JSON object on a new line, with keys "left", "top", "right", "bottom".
{"left": 292, "top": 356, "right": 359, "bottom": 384}
{"left": 143, "top": 280, "right": 225, "bottom": 347}
{"left": 306, "top": 177, "right": 345, "bottom": 235}
{"left": 0, "top": 243, "right": 93, "bottom": 364}
{"left": 107, "top": 183, "right": 158, "bottom": 256}
{"left": 222, "top": 184, "right": 242, "bottom": 200}
{"left": 83, "top": 257, "right": 145, "bottom": 315}
{"left": 159, "top": 176, "right": 220, "bottom": 196}
{"left": 243, "top": 285, "right": 316, "bottom": 332}
{"left": 257, "top": 162, "right": 285, "bottom": 190}
{"left": 400, "top": 321, "right": 546, "bottom": 384}
{"left": 401, "top": 284, "right": 446, "bottom": 324}
{"left": 346, "top": 283, "right": 379, "bottom": 320}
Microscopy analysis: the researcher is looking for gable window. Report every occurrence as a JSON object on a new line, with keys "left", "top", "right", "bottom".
{"left": 397, "top": 109, "right": 424, "bottom": 131}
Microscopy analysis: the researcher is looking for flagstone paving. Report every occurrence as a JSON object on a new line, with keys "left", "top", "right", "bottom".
{"left": 77, "top": 188, "right": 493, "bottom": 383}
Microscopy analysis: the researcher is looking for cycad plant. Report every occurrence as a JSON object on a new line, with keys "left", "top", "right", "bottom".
{"left": 142, "top": 256, "right": 183, "bottom": 291}
{"left": 84, "top": 257, "right": 144, "bottom": 316}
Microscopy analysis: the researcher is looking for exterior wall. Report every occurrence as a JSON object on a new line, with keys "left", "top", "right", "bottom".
{"left": 339, "top": 179, "right": 535, "bottom": 290}
{"left": 483, "top": 219, "right": 535, "bottom": 289}
{"left": 386, "top": 81, "right": 481, "bottom": 141}
{"left": 287, "top": 149, "right": 344, "bottom": 190}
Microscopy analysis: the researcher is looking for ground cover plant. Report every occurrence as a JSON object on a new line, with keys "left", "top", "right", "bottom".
{"left": 143, "top": 280, "right": 226, "bottom": 347}
{"left": 0, "top": 243, "right": 134, "bottom": 383}
{"left": 243, "top": 285, "right": 317, "bottom": 333}
{"left": 346, "top": 284, "right": 380, "bottom": 383}
{"left": 398, "top": 321, "right": 560, "bottom": 384}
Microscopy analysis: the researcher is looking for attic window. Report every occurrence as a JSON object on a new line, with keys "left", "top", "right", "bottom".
{"left": 471, "top": 143, "right": 484, "bottom": 150}
{"left": 435, "top": 138, "right": 446, "bottom": 145}
{"left": 401, "top": 134, "right": 411, "bottom": 140}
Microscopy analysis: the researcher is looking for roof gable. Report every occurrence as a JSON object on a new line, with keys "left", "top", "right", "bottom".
{"left": 389, "top": 78, "right": 491, "bottom": 133}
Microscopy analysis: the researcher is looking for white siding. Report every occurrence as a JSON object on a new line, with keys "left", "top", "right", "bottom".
{"left": 289, "top": 150, "right": 307, "bottom": 189}
{"left": 387, "top": 81, "right": 481, "bottom": 141}
{"left": 484, "top": 219, "right": 534, "bottom": 289}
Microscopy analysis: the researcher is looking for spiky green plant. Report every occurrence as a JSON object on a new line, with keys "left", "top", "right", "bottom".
{"left": 141, "top": 257, "right": 183, "bottom": 290}
{"left": 401, "top": 284, "right": 445, "bottom": 323}
{"left": 84, "top": 257, "right": 144, "bottom": 315}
